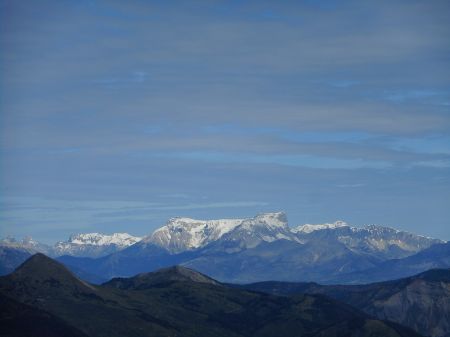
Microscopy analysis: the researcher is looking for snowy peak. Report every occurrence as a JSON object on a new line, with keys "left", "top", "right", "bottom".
{"left": 0, "top": 236, "right": 53, "bottom": 255}
{"left": 53, "top": 232, "right": 142, "bottom": 258}
{"left": 66, "top": 233, "right": 142, "bottom": 247}
{"left": 293, "top": 221, "right": 349, "bottom": 234}
{"left": 146, "top": 212, "right": 292, "bottom": 253}
{"left": 214, "top": 212, "right": 296, "bottom": 251}
{"left": 241, "top": 212, "right": 289, "bottom": 230}
{"left": 1, "top": 232, "right": 143, "bottom": 258}
{"left": 291, "top": 221, "right": 443, "bottom": 258}
{"left": 147, "top": 217, "right": 243, "bottom": 253}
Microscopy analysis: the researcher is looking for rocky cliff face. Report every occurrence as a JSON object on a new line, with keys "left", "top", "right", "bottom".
{"left": 366, "top": 274, "right": 450, "bottom": 337}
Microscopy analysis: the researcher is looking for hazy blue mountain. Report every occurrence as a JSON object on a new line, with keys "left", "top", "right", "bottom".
{"left": 57, "top": 241, "right": 193, "bottom": 280}
{"left": 0, "top": 236, "right": 53, "bottom": 256}
{"left": 0, "top": 246, "right": 32, "bottom": 275}
{"left": 183, "top": 238, "right": 381, "bottom": 283}
{"left": 239, "top": 268, "right": 450, "bottom": 337}
{"left": 0, "top": 254, "right": 422, "bottom": 337}
{"left": 329, "top": 242, "right": 450, "bottom": 284}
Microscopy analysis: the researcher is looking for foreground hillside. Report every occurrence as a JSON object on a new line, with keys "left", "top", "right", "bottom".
{"left": 0, "top": 254, "right": 421, "bottom": 337}
{"left": 0, "top": 293, "right": 89, "bottom": 337}
{"left": 240, "top": 268, "right": 450, "bottom": 337}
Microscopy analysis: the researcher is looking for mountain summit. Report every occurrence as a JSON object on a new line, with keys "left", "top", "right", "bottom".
{"left": 145, "top": 212, "right": 294, "bottom": 253}
{"left": 105, "top": 265, "right": 219, "bottom": 290}
{"left": 2, "top": 253, "right": 97, "bottom": 301}
{"left": 13, "top": 253, "right": 78, "bottom": 281}
{"left": 146, "top": 216, "right": 244, "bottom": 253}
{"left": 54, "top": 232, "right": 142, "bottom": 257}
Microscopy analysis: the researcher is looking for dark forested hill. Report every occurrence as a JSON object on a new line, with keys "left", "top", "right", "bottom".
{"left": 0, "top": 254, "right": 422, "bottom": 337}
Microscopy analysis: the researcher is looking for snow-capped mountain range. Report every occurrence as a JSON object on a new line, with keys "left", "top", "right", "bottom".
{"left": 1, "top": 212, "right": 443, "bottom": 259}
{"left": 2, "top": 212, "right": 447, "bottom": 283}
{"left": 53, "top": 233, "right": 143, "bottom": 258}
{"left": 64, "top": 232, "right": 142, "bottom": 247}
{"left": 146, "top": 212, "right": 296, "bottom": 253}
{"left": 147, "top": 217, "right": 244, "bottom": 253}
{"left": 143, "top": 212, "right": 441, "bottom": 257}
{"left": 0, "top": 236, "right": 54, "bottom": 256}
{"left": 1, "top": 233, "right": 142, "bottom": 258}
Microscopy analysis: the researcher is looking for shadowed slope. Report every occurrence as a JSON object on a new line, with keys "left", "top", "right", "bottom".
{"left": 0, "top": 293, "right": 89, "bottom": 337}
{"left": 0, "top": 254, "right": 176, "bottom": 337}
{"left": 0, "top": 254, "right": 423, "bottom": 337}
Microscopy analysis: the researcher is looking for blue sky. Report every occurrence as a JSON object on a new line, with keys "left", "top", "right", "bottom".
{"left": 1, "top": 0, "right": 449, "bottom": 243}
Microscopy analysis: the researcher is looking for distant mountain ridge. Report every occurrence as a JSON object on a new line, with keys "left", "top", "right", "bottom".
{"left": 1, "top": 212, "right": 446, "bottom": 284}
{"left": 142, "top": 212, "right": 442, "bottom": 258}
{"left": 0, "top": 232, "right": 142, "bottom": 259}
{"left": 2, "top": 212, "right": 441, "bottom": 259}
{"left": 54, "top": 232, "right": 142, "bottom": 258}
{"left": 0, "top": 232, "right": 143, "bottom": 276}
{"left": 0, "top": 236, "right": 54, "bottom": 255}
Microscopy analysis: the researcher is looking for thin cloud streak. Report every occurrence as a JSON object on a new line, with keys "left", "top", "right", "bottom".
{"left": 1, "top": 0, "right": 449, "bottom": 241}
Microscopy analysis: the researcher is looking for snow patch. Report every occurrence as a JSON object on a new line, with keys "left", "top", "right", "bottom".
{"left": 66, "top": 233, "right": 142, "bottom": 247}
{"left": 293, "top": 221, "right": 349, "bottom": 233}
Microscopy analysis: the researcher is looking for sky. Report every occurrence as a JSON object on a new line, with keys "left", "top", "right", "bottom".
{"left": 1, "top": 0, "right": 449, "bottom": 243}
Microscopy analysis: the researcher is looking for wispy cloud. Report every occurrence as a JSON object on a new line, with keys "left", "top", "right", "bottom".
{"left": 323, "top": 80, "right": 361, "bottom": 88}
{"left": 412, "top": 160, "right": 450, "bottom": 168}
{"left": 92, "top": 71, "right": 148, "bottom": 86}
{"left": 383, "top": 89, "right": 445, "bottom": 103}
{"left": 152, "top": 151, "right": 392, "bottom": 170}
{"left": 1, "top": 0, "right": 450, "bottom": 241}
{"left": 336, "top": 183, "right": 366, "bottom": 188}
